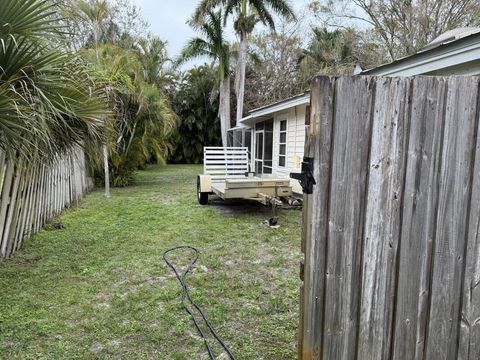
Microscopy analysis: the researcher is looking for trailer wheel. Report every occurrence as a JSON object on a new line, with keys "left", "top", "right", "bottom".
{"left": 197, "top": 176, "right": 209, "bottom": 205}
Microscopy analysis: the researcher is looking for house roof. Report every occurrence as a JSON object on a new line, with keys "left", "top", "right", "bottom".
{"left": 362, "top": 28, "right": 480, "bottom": 76}
{"left": 239, "top": 92, "right": 310, "bottom": 124}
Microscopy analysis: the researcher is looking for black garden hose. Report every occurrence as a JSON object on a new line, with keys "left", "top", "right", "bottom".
{"left": 163, "top": 246, "right": 237, "bottom": 360}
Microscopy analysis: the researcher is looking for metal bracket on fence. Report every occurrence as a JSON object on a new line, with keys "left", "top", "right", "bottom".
{"left": 290, "top": 157, "right": 316, "bottom": 195}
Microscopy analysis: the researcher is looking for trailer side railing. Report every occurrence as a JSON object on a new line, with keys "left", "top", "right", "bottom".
{"left": 203, "top": 147, "right": 249, "bottom": 181}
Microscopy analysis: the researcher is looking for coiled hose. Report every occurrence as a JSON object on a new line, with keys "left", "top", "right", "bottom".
{"left": 163, "top": 246, "right": 237, "bottom": 360}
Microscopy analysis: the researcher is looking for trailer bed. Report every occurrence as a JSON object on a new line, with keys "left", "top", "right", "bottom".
{"left": 211, "top": 177, "right": 292, "bottom": 200}
{"left": 197, "top": 147, "right": 293, "bottom": 205}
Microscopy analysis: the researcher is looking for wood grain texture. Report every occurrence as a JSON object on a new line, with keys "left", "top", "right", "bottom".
{"left": 300, "top": 75, "right": 480, "bottom": 360}
{"left": 425, "top": 76, "right": 480, "bottom": 360}
{"left": 357, "top": 77, "right": 411, "bottom": 360}
{"left": 458, "top": 79, "right": 480, "bottom": 360}
{"left": 301, "top": 76, "right": 336, "bottom": 359}
{"left": 392, "top": 77, "right": 447, "bottom": 360}
{"left": 322, "top": 76, "right": 375, "bottom": 360}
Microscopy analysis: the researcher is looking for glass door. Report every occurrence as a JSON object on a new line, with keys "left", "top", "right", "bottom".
{"left": 254, "top": 119, "right": 273, "bottom": 175}
{"left": 255, "top": 131, "right": 263, "bottom": 175}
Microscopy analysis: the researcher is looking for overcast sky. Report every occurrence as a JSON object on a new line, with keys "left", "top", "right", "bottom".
{"left": 132, "top": 0, "right": 310, "bottom": 68}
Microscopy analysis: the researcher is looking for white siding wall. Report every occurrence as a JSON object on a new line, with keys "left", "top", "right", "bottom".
{"left": 272, "top": 105, "right": 306, "bottom": 194}
{"left": 249, "top": 103, "right": 308, "bottom": 195}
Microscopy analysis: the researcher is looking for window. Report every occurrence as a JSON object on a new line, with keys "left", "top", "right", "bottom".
{"left": 279, "top": 120, "right": 287, "bottom": 167}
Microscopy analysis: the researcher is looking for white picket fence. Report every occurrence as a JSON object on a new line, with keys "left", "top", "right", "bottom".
{"left": 0, "top": 147, "right": 91, "bottom": 259}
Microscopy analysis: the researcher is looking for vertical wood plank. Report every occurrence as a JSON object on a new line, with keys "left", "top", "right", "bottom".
{"left": 0, "top": 161, "right": 15, "bottom": 251}
{"left": 357, "top": 77, "right": 411, "bottom": 360}
{"left": 1, "top": 162, "right": 22, "bottom": 257}
{"left": 392, "top": 77, "right": 447, "bottom": 360}
{"left": 458, "top": 80, "right": 480, "bottom": 360}
{"left": 16, "top": 166, "right": 38, "bottom": 250}
{"left": 6, "top": 165, "right": 27, "bottom": 257}
{"left": 425, "top": 77, "right": 480, "bottom": 360}
{"left": 301, "top": 76, "right": 336, "bottom": 359}
{"left": 322, "top": 76, "right": 375, "bottom": 360}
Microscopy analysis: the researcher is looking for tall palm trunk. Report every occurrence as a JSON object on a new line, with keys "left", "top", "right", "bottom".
{"left": 94, "top": 18, "right": 110, "bottom": 198}
{"left": 219, "top": 76, "right": 231, "bottom": 146}
{"left": 235, "top": 30, "right": 248, "bottom": 125}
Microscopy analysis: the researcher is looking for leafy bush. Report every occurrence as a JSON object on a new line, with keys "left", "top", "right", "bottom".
{"left": 83, "top": 43, "right": 177, "bottom": 186}
{"left": 168, "top": 65, "right": 222, "bottom": 164}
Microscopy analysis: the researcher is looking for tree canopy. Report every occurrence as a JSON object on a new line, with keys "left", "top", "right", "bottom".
{"left": 0, "top": 0, "right": 106, "bottom": 160}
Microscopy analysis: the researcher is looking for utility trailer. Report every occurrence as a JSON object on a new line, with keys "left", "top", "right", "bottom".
{"left": 197, "top": 147, "right": 293, "bottom": 205}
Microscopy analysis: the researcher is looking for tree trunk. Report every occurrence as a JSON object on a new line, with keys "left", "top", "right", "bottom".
{"left": 236, "top": 31, "right": 248, "bottom": 125}
{"left": 103, "top": 144, "right": 110, "bottom": 198}
{"left": 94, "top": 22, "right": 110, "bottom": 198}
{"left": 219, "top": 76, "right": 231, "bottom": 147}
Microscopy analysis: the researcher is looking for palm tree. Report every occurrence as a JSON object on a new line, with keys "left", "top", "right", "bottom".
{"left": 193, "top": 0, "right": 295, "bottom": 125}
{"left": 136, "top": 37, "right": 172, "bottom": 88}
{"left": 300, "top": 27, "right": 357, "bottom": 75}
{"left": 178, "top": 10, "right": 231, "bottom": 147}
{"left": 81, "top": 44, "right": 177, "bottom": 187}
{"left": 76, "top": 0, "right": 112, "bottom": 197}
{"left": 0, "top": 0, "right": 106, "bottom": 160}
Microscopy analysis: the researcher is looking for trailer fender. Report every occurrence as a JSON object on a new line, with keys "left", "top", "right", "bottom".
{"left": 198, "top": 175, "right": 212, "bottom": 193}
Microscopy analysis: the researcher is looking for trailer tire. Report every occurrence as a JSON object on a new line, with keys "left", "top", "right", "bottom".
{"left": 197, "top": 176, "right": 209, "bottom": 205}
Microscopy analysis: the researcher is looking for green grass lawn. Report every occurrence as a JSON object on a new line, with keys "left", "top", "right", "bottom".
{"left": 0, "top": 165, "right": 302, "bottom": 359}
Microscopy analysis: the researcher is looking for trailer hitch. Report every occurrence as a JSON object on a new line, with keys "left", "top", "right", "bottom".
{"left": 290, "top": 157, "right": 316, "bottom": 194}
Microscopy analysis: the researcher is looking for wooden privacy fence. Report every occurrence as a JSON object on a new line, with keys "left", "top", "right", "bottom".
{"left": 0, "top": 147, "right": 91, "bottom": 259}
{"left": 300, "top": 76, "right": 480, "bottom": 360}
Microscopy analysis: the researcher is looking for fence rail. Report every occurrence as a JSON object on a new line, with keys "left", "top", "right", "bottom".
{"left": 0, "top": 147, "right": 91, "bottom": 259}
{"left": 300, "top": 75, "right": 480, "bottom": 360}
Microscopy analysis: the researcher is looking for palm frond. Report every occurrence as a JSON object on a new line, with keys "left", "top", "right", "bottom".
{"left": 0, "top": 0, "right": 107, "bottom": 161}
{"left": 177, "top": 38, "right": 213, "bottom": 66}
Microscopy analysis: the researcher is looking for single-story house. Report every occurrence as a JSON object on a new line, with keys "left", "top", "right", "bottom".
{"left": 227, "top": 27, "right": 480, "bottom": 194}
{"left": 227, "top": 92, "right": 309, "bottom": 194}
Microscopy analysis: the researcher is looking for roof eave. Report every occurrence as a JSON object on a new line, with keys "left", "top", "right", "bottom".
{"left": 239, "top": 92, "right": 310, "bottom": 124}
{"left": 362, "top": 32, "right": 480, "bottom": 76}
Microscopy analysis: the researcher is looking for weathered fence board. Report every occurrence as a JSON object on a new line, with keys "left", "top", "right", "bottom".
{"left": 300, "top": 75, "right": 480, "bottom": 360}
{"left": 425, "top": 76, "right": 479, "bottom": 360}
{"left": 358, "top": 77, "right": 411, "bottom": 360}
{"left": 301, "top": 76, "right": 336, "bottom": 359}
{"left": 322, "top": 76, "right": 375, "bottom": 360}
{"left": 459, "top": 96, "right": 480, "bottom": 360}
{"left": 0, "top": 147, "right": 91, "bottom": 259}
{"left": 392, "top": 77, "right": 447, "bottom": 360}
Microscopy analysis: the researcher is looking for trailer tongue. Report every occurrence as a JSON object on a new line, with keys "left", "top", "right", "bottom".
{"left": 197, "top": 147, "right": 293, "bottom": 205}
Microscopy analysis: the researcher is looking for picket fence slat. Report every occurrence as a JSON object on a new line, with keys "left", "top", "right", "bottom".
{"left": 0, "top": 146, "right": 91, "bottom": 259}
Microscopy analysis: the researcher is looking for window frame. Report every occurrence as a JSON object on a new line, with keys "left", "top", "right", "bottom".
{"left": 278, "top": 118, "right": 287, "bottom": 168}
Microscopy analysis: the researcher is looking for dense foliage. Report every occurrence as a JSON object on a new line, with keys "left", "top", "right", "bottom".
{"left": 0, "top": 0, "right": 106, "bottom": 160}
{"left": 3, "top": 0, "right": 479, "bottom": 185}
{"left": 81, "top": 44, "right": 177, "bottom": 186}
{"left": 168, "top": 65, "right": 221, "bottom": 164}
{"left": 65, "top": 0, "right": 177, "bottom": 186}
